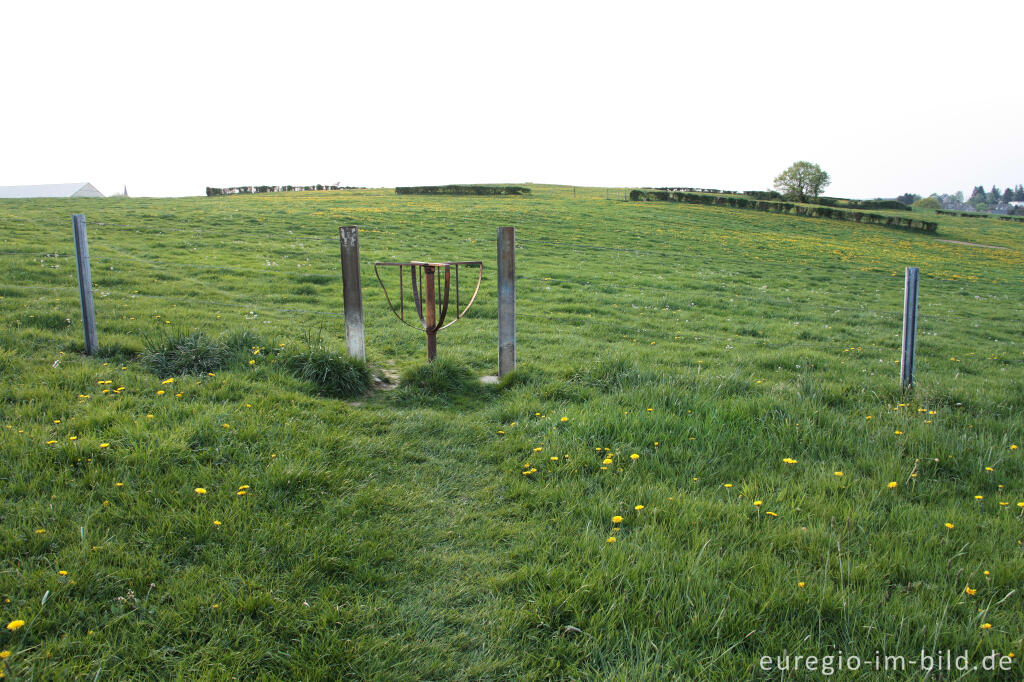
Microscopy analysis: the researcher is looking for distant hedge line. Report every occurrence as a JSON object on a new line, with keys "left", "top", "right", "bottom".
{"left": 395, "top": 185, "right": 530, "bottom": 196}
{"left": 936, "top": 209, "right": 1024, "bottom": 223}
{"left": 629, "top": 190, "right": 937, "bottom": 233}
{"left": 649, "top": 188, "right": 909, "bottom": 211}
{"left": 206, "top": 185, "right": 361, "bottom": 196}
{"left": 812, "top": 197, "right": 911, "bottom": 211}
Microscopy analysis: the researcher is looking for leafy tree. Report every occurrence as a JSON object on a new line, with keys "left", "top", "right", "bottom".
{"left": 912, "top": 196, "right": 941, "bottom": 210}
{"left": 969, "top": 186, "right": 987, "bottom": 205}
{"left": 773, "top": 161, "right": 831, "bottom": 202}
{"left": 989, "top": 185, "right": 1002, "bottom": 203}
{"left": 1015, "top": 185, "right": 1024, "bottom": 201}
{"left": 1002, "top": 188, "right": 1014, "bottom": 203}
{"left": 896, "top": 193, "right": 921, "bottom": 205}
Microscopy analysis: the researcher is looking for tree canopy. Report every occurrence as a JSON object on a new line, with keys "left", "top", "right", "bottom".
{"left": 773, "top": 161, "right": 831, "bottom": 202}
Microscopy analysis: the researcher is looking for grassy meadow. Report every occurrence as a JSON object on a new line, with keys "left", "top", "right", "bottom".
{"left": 1, "top": 186, "right": 1023, "bottom": 679}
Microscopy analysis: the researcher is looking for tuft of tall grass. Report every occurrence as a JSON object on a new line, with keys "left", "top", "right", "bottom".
{"left": 140, "top": 330, "right": 233, "bottom": 376}
{"left": 400, "top": 357, "right": 479, "bottom": 394}
{"left": 280, "top": 334, "right": 373, "bottom": 398}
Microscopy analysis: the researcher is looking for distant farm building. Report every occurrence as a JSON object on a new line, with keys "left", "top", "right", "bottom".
{"left": 0, "top": 183, "right": 104, "bottom": 198}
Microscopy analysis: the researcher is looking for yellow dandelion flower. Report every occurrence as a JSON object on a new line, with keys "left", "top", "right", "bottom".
{"left": 236, "top": 490, "right": 247, "bottom": 496}
{"left": 834, "top": 471, "right": 844, "bottom": 476}
{"left": 606, "top": 536, "right": 616, "bottom": 543}
{"left": 797, "top": 582, "right": 805, "bottom": 588}
{"left": 894, "top": 430, "right": 903, "bottom": 435}
{"left": 1009, "top": 444, "right": 1018, "bottom": 450}
{"left": 550, "top": 456, "right": 558, "bottom": 461}
{"left": 723, "top": 483, "right": 733, "bottom": 488}
{"left": 194, "top": 488, "right": 207, "bottom": 495}
{"left": 146, "top": 414, "right": 154, "bottom": 419}
{"left": 0, "top": 650, "right": 8, "bottom": 658}
{"left": 115, "top": 482, "right": 123, "bottom": 487}
{"left": 6, "top": 620, "right": 25, "bottom": 630}
{"left": 945, "top": 523, "right": 954, "bottom": 529}
{"left": 612, "top": 515, "right": 623, "bottom": 523}
{"left": 560, "top": 417, "right": 568, "bottom": 422}
{"left": 34, "top": 529, "right": 45, "bottom": 534}
{"left": 533, "top": 447, "right": 543, "bottom": 452}
{"left": 248, "top": 360, "right": 255, "bottom": 365}
{"left": 975, "top": 495, "right": 983, "bottom": 500}
{"left": 654, "top": 442, "right": 659, "bottom": 446}
{"left": 213, "top": 520, "right": 221, "bottom": 526}
{"left": 222, "top": 423, "right": 230, "bottom": 428}
{"left": 782, "top": 458, "right": 798, "bottom": 464}
{"left": 634, "top": 505, "right": 644, "bottom": 511}
{"left": 965, "top": 586, "right": 976, "bottom": 595}
{"left": 985, "top": 467, "right": 994, "bottom": 471}
{"left": 99, "top": 443, "right": 109, "bottom": 448}
{"left": 984, "top": 570, "right": 990, "bottom": 576}
{"left": 765, "top": 511, "right": 778, "bottom": 517}
{"left": 58, "top": 570, "right": 67, "bottom": 576}
{"left": 888, "top": 481, "right": 898, "bottom": 488}
{"left": 46, "top": 440, "right": 57, "bottom": 445}
{"left": 865, "top": 415, "right": 872, "bottom": 420}
{"left": 68, "top": 436, "right": 77, "bottom": 441}
{"left": 161, "top": 378, "right": 174, "bottom": 384}
{"left": 238, "top": 485, "right": 250, "bottom": 490}
{"left": 980, "top": 623, "right": 992, "bottom": 630}
{"left": 1000, "top": 502, "right": 1009, "bottom": 507}
{"left": 602, "top": 458, "right": 613, "bottom": 465}
{"left": 630, "top": 453, "right": 640, "bottom": 460}
{"left": 753, "top": 500, "right": 763, "bottom": 507}
{"left": 497, "top": 430, "right": 505, "bottom": 435}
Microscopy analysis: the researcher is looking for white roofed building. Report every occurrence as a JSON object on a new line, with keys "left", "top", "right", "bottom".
{"left": 0, "top": 183, "right": 104, "bottom": 198}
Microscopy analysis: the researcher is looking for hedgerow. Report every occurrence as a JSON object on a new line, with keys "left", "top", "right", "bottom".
{"left": 629, "top": 190, "right": 937, "bottom": 233}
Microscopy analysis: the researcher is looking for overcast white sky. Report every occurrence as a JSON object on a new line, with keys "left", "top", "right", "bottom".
{"left": 1, "top": 0, "right": 1021, "bottom": 198}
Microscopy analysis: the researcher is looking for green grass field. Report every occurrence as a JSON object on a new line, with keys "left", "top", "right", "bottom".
{"left": 1, "top": 186, "right": 1023, "bottom": 679}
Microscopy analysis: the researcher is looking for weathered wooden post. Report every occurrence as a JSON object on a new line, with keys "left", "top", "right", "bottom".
{"left": 338, "top": 225, "right": 365, "bottom": 360}
{"left": 71, "top": 214, "right": 98, "bottom": 355}
{"left": 900, "top": 266, "right": 920, "bottom": 391}
{"left": 497, "top": 225, "right": 516, "bottom": 376}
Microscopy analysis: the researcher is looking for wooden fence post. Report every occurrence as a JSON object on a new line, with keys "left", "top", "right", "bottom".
{"left": 497, "top": 225, "right": 516, "bottom": 377}
{"left": 72, "top": 214, "right": 98, "bottom": 355}
{"left": 900, "top": 266, "right": 920, "bottom": 391}
{"left": 339, "top": 225, "right": 365, "bottom": 361}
